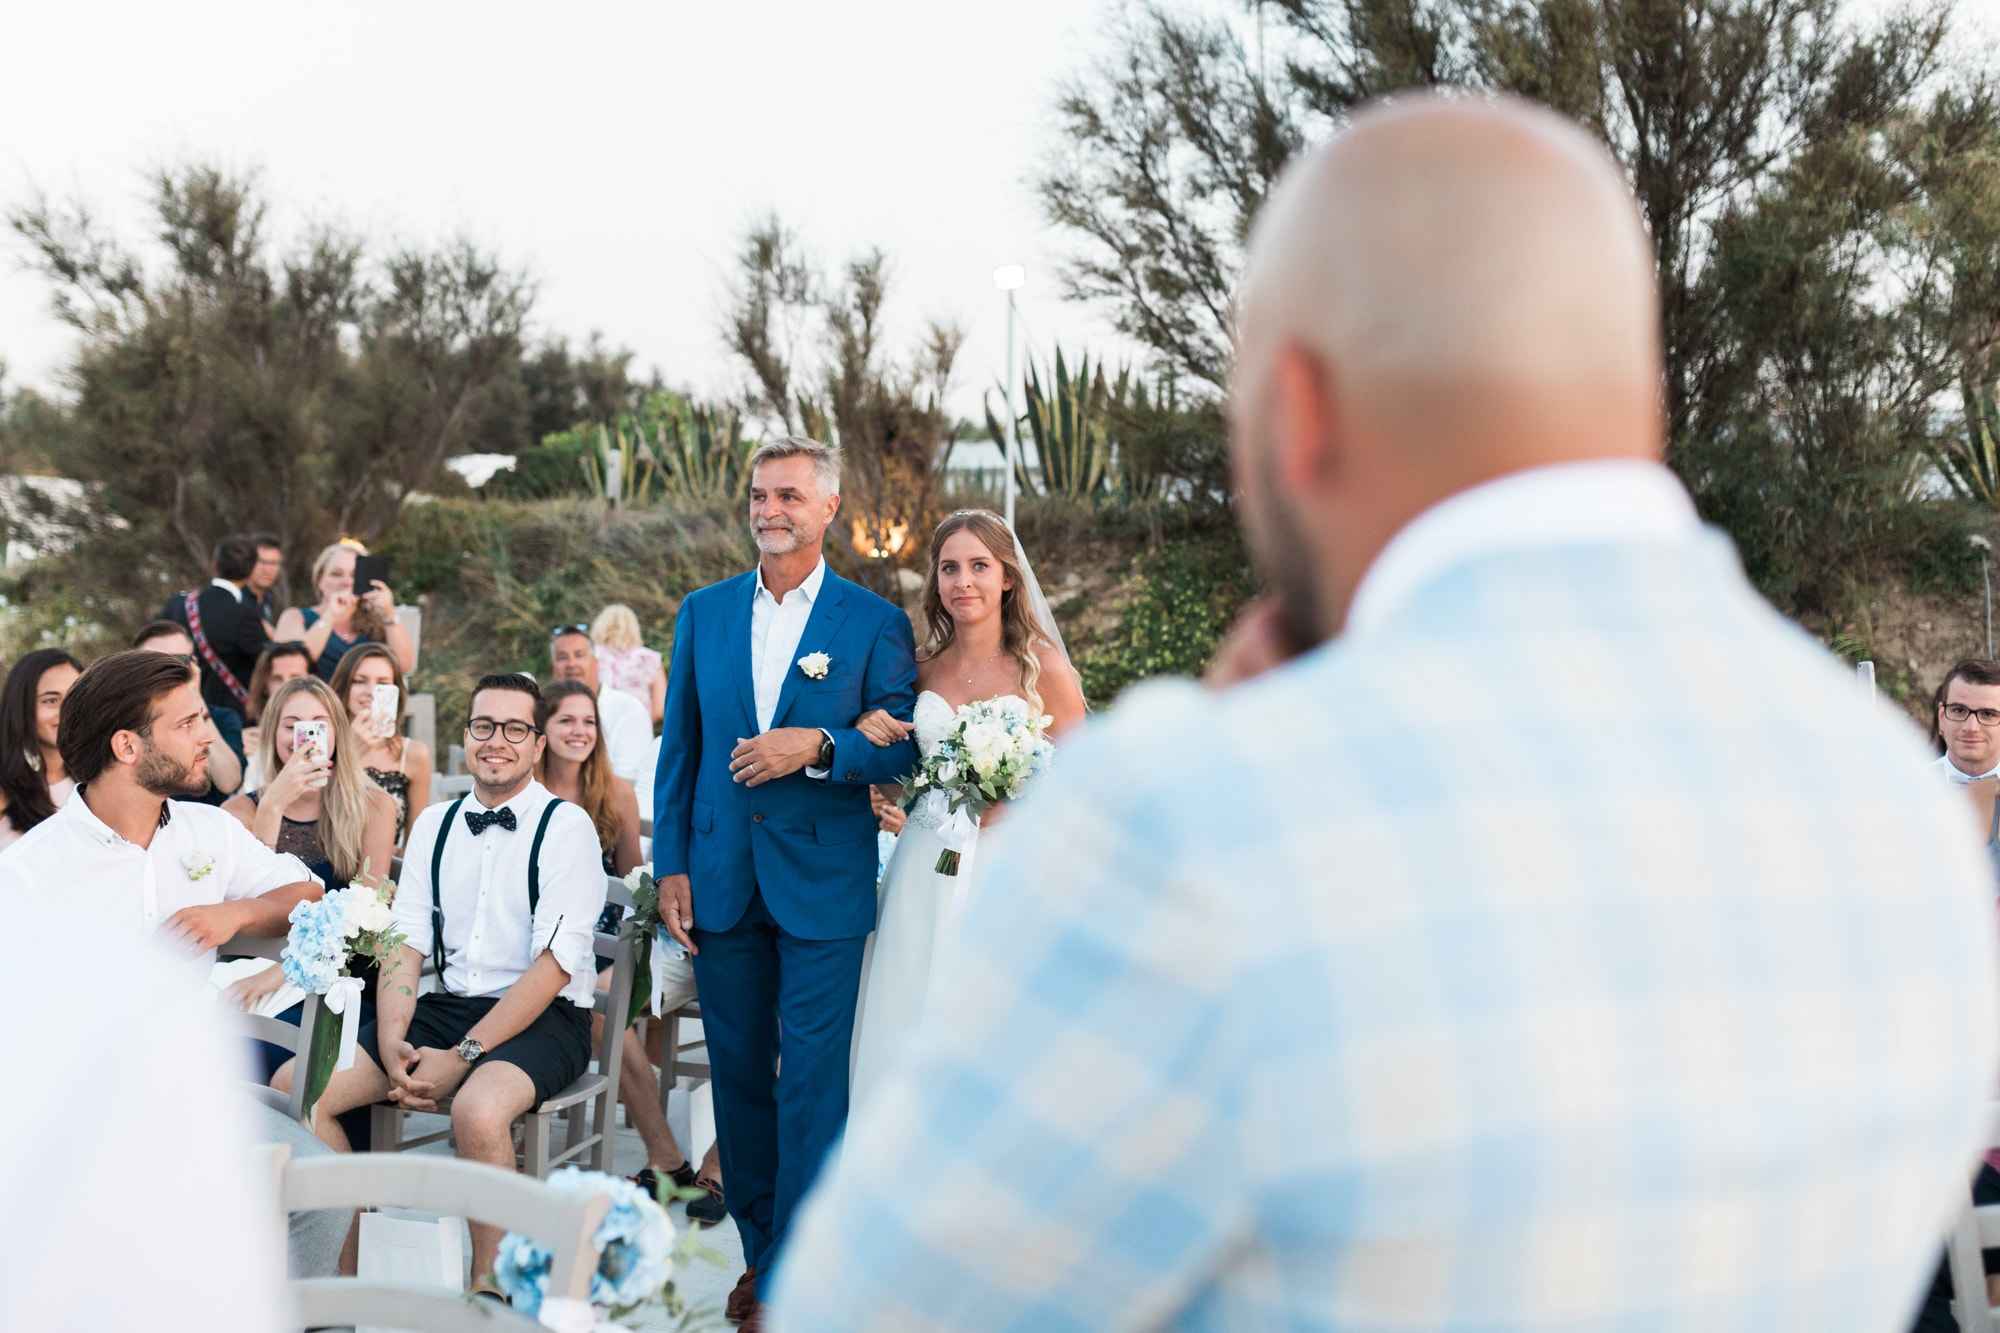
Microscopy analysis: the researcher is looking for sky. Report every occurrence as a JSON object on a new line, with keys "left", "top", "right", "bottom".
{"left": 0, "top": 0, "right": 1147, "bottom": 426}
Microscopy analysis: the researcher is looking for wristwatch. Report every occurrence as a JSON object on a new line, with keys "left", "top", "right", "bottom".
{"left": 454, "top": 1037, "right": 485, "bottom": 1065}
{"left": 816, "top": 732, "right": 835, "bottom": 769}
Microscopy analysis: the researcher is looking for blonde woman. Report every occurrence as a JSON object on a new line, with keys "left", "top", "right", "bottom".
{"left": 329, "top": 643, "right": 434, "bottom": 855}
{"left": 222, "top": 676, "right": 398, "bottom": 1070}
{"left": 847, "top": 509, "right": 1084, "bottom": 1113}
{"left": 591, "top": 604, "right": 665, "bottom": 726}
{"left": 273, "top": 541, "right": 416, "bottom": 681}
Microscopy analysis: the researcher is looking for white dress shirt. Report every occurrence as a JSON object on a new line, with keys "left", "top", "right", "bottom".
{"left": 1347, "top": 460, "right": 1698, "bottom": 633}
{"left": 0, "top": 790, "right": 319, "bottom": 966}
{"left": 752, "top": 557, "right": 827, "bottom": 732}
{"left": 595, "top": 684, "right": 655, "bottom": 786}
{"left": 209, "top": 576, "right": 246, "bottom": 601}
{"left": 1935, "top": 752, "right": 2000, "bottom": 783}
{"left": 393, "top": 779, "right": 607, "bottom": 1008}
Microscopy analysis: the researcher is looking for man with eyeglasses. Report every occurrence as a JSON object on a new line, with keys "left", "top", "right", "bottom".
{"left": 1935, "top": 660, "right": 2000, "bottom": 783}
{"left": 276, "top": 672, "right": 607, "bottom": 1292}
{"left": 550, "top": 623, "right": 654, "bottom": 786}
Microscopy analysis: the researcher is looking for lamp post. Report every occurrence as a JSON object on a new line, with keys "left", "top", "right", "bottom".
{"left": 993, "top": 264, "right": 1025, "bottom": 528}
{"left": 1974, "top": 534, "right": 1994, "bottom": 656}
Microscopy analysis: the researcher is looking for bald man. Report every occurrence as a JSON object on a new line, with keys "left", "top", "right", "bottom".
{"left": 771, "top": 95, "right": 2000, "bottom": 1331}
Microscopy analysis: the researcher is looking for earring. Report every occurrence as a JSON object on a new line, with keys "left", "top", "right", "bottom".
{"left": 24, "top": 748, "right": 41, "bottom": 773}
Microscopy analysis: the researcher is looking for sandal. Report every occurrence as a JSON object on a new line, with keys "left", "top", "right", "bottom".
{"left": 631, "top": 1161, "right": 697, "bottom": 1202}
{"left": 687, "top": 1174, "right": 727, "bottom": 1228}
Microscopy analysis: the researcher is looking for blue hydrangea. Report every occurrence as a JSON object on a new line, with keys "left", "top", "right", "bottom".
{"left": 280, "top": 896, "right": 344, "bottom": 994}
{"left": 495, "top": 1168, "right": 675, "bottom": 1318}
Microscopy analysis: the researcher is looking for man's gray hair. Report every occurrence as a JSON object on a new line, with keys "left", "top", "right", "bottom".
{"left": 748, "top": 435, "right": 842, "bottom": 497}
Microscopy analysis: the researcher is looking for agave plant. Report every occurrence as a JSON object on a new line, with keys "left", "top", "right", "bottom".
{"left": 985, "top": 348, "right": 1116, "bottom": 499}
{"left": 1934, "top": 376, "right": 2000, "bottom": 508}
{"left": 640, "top": 398, "right": 753, "bottom": 504}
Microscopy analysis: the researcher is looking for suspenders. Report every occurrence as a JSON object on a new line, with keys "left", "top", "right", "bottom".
{"left": 427, "top": 794, "right": 565, "bottom": 995}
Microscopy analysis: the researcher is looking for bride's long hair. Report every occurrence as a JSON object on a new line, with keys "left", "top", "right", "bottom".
{"left": 917, "top": 509, "right": 1057, "bottom": 711}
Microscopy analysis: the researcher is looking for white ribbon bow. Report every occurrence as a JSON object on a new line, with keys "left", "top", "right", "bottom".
{"left": 917, "top": 789, "right": 981, "bottom": 856}
{"left": 323, "top": 975, "right": 367, "bottom": 1072}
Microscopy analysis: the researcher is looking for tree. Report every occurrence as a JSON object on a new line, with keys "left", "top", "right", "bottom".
{"left": 723, "top": 216, "right": 965, "bottom": 577}
{"left": 1040, "top": 0, "right": 2000, "bottom": 615}
{"left": 2, "top": 166, "right": 533, "bottom": 639}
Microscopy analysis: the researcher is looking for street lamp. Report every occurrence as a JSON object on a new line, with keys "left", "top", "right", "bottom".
{"left": 993, "top": 264, "right": 1025, "bottom": 528}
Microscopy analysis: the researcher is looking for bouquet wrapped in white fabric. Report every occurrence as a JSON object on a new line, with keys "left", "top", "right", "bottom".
{"left": 901, "top": 695, "right": 1055, "bottom": 875}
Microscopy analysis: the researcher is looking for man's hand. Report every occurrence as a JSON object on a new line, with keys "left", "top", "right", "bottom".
{"left": 729, "top": 728, "right": 822, "bottom": 787}
{"left": 383, "top": 1038, "right": 422, "bottom": 1097}
{"left": 658, "top": 873, "right": 697, "bottom": 957}
{"left": 396, "top": 1045, "right": 474, "bottom": 1109}
{"left": 1205, "top": 597, "right": 1306, "bottom": 691}
{"left": 223, "top": 962, "right": 286, "bottom": 1012}
{"left": 855, "top": 710, "right": 913, "bottom": 747}
{"left": 163, "top": 901, "right": 250, "bottom": 953}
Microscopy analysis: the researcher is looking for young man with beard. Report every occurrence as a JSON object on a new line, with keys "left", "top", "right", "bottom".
{"left": 0, "top": 650, "right": 322, "bottom": 958}
{"left": 277, "top": 672, "right": 607, "bottom": 1292}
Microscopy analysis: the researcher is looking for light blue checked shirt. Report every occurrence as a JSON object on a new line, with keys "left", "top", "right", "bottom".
{"left": 773, "top": 465, "right": 2000, "bottom": 1332}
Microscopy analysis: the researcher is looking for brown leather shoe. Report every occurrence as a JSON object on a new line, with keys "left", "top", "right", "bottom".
{"left": 727, "top": 1267, "right": 759, "bottom": 1324}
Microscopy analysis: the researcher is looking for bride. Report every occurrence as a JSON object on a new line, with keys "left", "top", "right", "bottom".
{"left": 847, "top": 509, "right": 1087, "bottom": 1111}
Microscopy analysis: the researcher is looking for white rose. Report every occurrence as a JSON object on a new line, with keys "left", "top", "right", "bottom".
{"left": 623, "top": 865, "right": 648, "bottom": 892}
{"left": 936, "top": 760, "right": 958, "bottom": 785}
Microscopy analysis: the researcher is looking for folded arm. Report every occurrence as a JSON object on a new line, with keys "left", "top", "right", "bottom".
{"left": 819, "top": 611, "right": 920, "bottom": 786}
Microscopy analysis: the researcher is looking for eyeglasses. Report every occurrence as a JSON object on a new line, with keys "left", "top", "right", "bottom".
{"left": 549, "top": 623, "right": 590, "bottom": 639}
{"left": 1942, "top": 703, "right": 2000, "bottom": 727}
{"left": 466, "top": 718, "right": 541, "bottom": 743}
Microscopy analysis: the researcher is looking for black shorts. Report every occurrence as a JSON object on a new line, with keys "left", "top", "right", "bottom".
{"left": 360, "top": 991, "right": 593, "bottom": 1109}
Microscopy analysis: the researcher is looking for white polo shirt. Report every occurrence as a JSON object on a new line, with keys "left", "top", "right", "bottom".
{"left": 0, "top": 788, "right": 319, "bottom": 964}
{"left": 595, "top": 684, "right": 656, "bottom": 787}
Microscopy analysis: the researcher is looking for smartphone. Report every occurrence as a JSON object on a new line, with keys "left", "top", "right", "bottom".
{"left": 292, "top": 719, "right": 330, "bottom": 789}
{"left": 368, "top": 683, "right": 401, "bottom": 738}
{"left": 352, "top": 554, "right": 391, "bottom": 597}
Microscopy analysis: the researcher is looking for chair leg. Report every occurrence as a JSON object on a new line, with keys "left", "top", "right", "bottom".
{"left": 523, "top": 1111, "right": 551, "bottom": 1180}
{"left": 658, "top": 1011, "right": 679, "bottom": 1122}
{"left": 589, "top": 1084, "right": 614, "bottom": 1172}
{"left": 370, "top": 1102, "right": 404, "bottom": 1153}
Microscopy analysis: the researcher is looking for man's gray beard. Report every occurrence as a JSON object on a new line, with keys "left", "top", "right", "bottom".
{"left": 135, "top": 747, "right": 204, "bottom": 798}
{"left": 754, "top": 526, "right": 809, "bottom": 555}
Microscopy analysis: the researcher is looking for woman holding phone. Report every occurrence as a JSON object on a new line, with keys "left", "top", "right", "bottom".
{"left": 274, "top": 541, "right": 416, "bottom": 681}
{"left": 329, "top": 643, "right": 433, "bottom": 854}
{"left": 220, "top": 676, "right": 399, "bottom": 1065}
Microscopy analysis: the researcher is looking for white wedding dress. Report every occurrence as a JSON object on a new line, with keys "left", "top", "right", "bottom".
{"left": 849, "top": 689, "right": 1015, "bottom": 1112}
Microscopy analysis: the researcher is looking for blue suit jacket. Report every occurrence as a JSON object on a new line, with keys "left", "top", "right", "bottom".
{"left": 652, "top": 567, "right": 919, "bottom": 940}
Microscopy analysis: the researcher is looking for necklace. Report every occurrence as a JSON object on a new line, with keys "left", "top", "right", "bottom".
{"left": 959, "top": 650, "right": 1009, "bottom": 687}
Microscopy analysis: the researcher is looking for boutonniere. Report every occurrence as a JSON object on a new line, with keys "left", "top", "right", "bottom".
{"left": 182, "top": 850, "right": 216, "bottom": 882}
{"left": 797, "top": 651, "right": 831, "bottom": 680}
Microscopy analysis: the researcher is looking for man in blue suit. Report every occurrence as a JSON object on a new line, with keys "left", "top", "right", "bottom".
{"left": 653, "top": 436, "right": 918, "bottom": 1329}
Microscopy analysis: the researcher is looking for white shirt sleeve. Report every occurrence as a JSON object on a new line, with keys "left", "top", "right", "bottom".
{"left": 529, "top": 803, "right": 612, "bottom": 1006}
{"left": 392, "top": 804, "right": 446, "bottom": 961}
{"left": 214, "top": 809, "right": 320, "bottom": 902}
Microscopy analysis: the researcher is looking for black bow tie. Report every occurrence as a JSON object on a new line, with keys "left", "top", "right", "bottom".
{"left": 466, "top": 806, "right": 517, "bottom": 836}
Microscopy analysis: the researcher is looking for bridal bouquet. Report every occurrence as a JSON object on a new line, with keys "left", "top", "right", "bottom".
{"left": 280, "top": 862, "right": 407, "bottom": 1120}
{"left": 617, "top": 866, "right": 689, "bottom": 1029}
{"left": 902, "top": 695, "right": 1055, "bottom": 875}
{"left": 495, "top": 1167, "right": 713, "bottom": 1326}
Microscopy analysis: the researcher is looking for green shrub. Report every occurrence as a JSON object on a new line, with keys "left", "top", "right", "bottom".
{"left": 1077, "top": 530, "right": 1256, "bottom": 702}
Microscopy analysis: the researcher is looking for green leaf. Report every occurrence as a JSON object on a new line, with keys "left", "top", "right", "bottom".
{"left": 300, "top": 1003, "right": 346, "bottom": 1124}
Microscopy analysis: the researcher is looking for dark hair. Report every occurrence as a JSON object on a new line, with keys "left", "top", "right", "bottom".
{"left": 1933, "top": 660, "right": 2000, "bottom": 754}
{"left": 250, "top": 532, "right": 283, "bottom": 553}
{"left": 58, "top": 651, "right": 200, "bottom": 789}
{"left": 130, "top": 619, "right": 192, "bottom": 650}
{"left": 0, "top": 649, "right": 84, "bottom": 834}
{"left": 212, "top": 535, "right": 261, "bottom": 582}
{"left": 328, "top": 642, "right": 410, "bottom": 759}
{"left": 468, "top": 672, "right": 542, "bottom": 726}
{"left": 247, "top": 640, "right": 314, "bottom": 719}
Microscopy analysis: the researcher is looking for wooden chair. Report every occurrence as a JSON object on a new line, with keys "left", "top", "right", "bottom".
{"left": 1946, "top": 1103, "right": 2000, "bottom": 1333}
{"left": 370, "top": 880, "right": 638, "bottom": 1178}
{"left": 223, "top": 931, "right": 325, "bottom": 1124}
{"left": 255, "top": 1145, "right": 609, "bottom": 1332}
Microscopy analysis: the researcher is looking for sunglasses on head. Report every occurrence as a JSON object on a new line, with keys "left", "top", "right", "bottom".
{"left": 549, "top": 623, "right": 590, "bottom": 639}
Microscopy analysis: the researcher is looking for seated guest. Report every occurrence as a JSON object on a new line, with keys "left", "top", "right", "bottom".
{"left": 159, "top": 534, "right": 269, "bottom": 766}
{"left": 132, "top": 621, "right": 245, "bottom": 800}
{"left": 1935, "top": 659, "right": 2000, "bottom": 782}
{"left": 550, "top": 623, "right": 652, "bottom": 785}
{"left": 241, "top": 639, "right": 314, "bottom": 788}
{"left": 275, "top": 673, "right": 606, "bottom": 1292}
{"left": 0, "top": 649, "right": 82, "bottom": 853}
{"left": 0, "top": 651, "right": 322, "bottom": 959}
{"left": 592, "top": 603, "right": 666, "bottom": 726}
{"left": 221, "top": 676, "right": 397, "bottom": 1032}
{"left": 329, "top": 642, "right": 433, "bottom": 855}
{"left": 274, "top": 540, "right": 416, "bottom": 682}
{"left": 536, "top": 680, "right": 725, "bottom": 1223}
